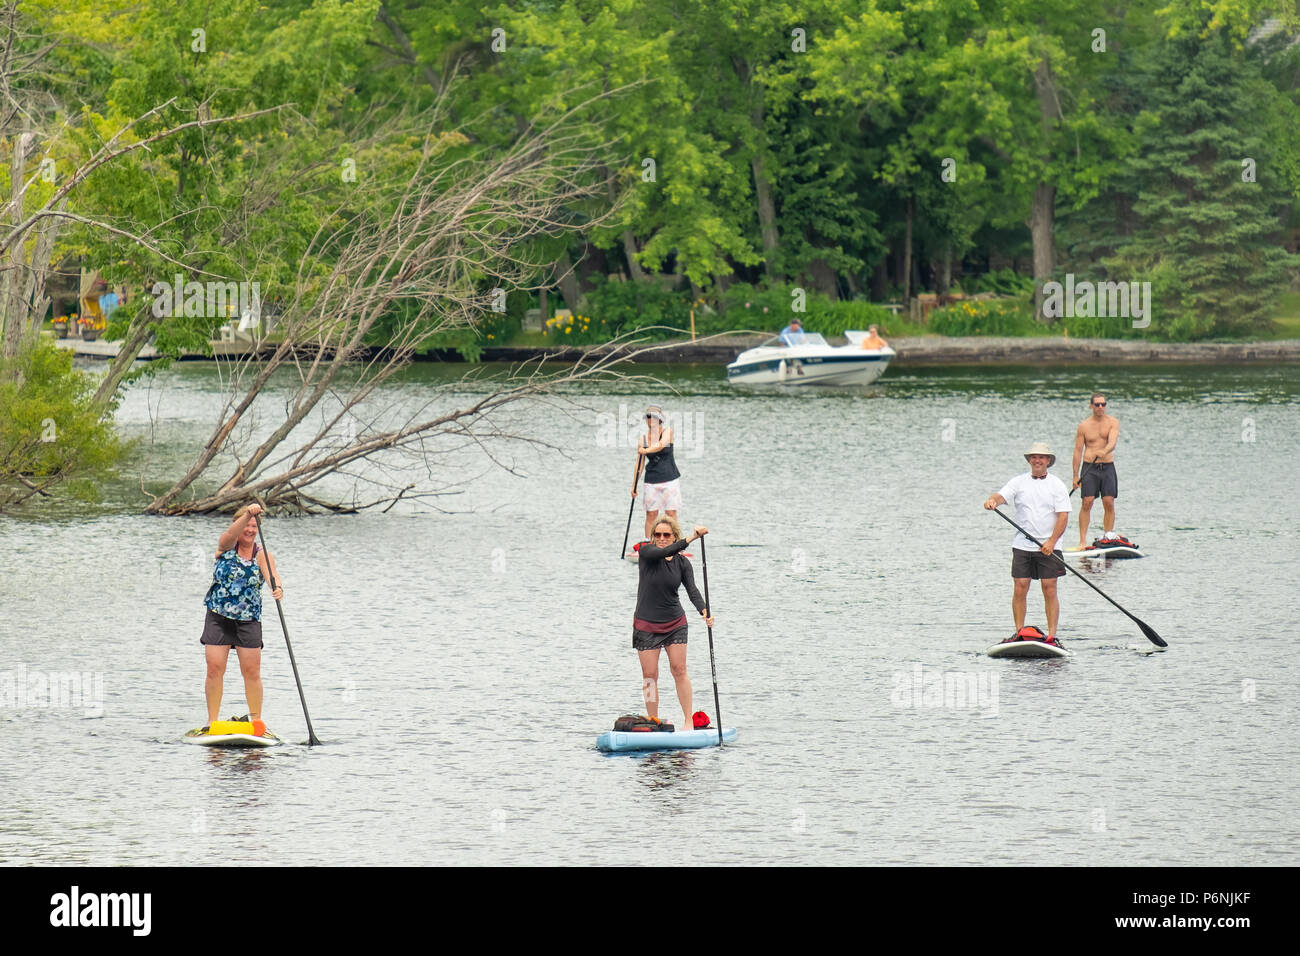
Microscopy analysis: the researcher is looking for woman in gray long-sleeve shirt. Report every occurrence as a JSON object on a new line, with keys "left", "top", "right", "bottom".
{"left": 634, "top": 516, "right": 714, "bottom": 729}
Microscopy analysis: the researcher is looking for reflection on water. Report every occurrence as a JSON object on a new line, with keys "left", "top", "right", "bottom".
{"left": 627, "top": 749, "right": 701, "bottom": 790}
{"left": 202, "top": 747, "right": 274, "bottom": 777}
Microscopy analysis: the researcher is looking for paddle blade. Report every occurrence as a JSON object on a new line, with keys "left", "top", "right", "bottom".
{"left": 1138, "top": 620, "right": 1167, "bottom": 648}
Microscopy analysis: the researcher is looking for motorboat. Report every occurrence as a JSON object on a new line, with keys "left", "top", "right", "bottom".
{"left": 725, "top": 330, "right": 895, "bottom": 386}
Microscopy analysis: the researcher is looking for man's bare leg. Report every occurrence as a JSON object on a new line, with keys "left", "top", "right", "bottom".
{"left": 1042, "top": 578, "right": 1060, "bottom": 637}
{"left": 1078, "top": 497, "right": 1095, "bottom": 547}
{"left": 1012, "top": 578, "right": 1030, "bottom": 631}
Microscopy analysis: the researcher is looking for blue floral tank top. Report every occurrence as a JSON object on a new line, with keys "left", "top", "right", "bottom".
{"left": 204, "top": 544, "right": 263, "bottom": 622}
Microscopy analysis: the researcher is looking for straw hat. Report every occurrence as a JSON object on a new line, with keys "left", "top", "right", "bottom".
{"left": 1024, "top": 442, "right": 1056, "bottom": 467}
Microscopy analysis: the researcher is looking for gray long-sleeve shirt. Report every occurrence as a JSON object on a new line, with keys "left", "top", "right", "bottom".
{"left": 634, "top": 538, "right": 706, "bottom": 622}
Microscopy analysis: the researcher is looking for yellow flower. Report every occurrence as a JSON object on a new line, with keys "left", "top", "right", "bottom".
{"left": 564, "top": 327, "right": 571, "bottom": 334}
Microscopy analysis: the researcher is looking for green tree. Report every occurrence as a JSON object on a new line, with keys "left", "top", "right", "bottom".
{"left": 1102, "top": 21, "right": 1296, "bottom": 338}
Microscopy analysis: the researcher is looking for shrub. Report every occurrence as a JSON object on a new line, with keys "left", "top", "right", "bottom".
{"left": 542, "top": 312, "right": 613, "bottom": 344}
{"left": 715, "top": 283, "right": 896, "bottom": 338}
{"left": 0, "top": 342, "right": 125, "bottom": 506}
{"left": 955, "top": 268, "right": 1036, "bottom": 297}
{"left": 928, "top": 297, "right": 1040, "bottom": 336}
{"left": 805, "top": 299, "right": 897, "bottom": 338}
{"left": 581, "top": 277, "right": 692, "bottom": 340}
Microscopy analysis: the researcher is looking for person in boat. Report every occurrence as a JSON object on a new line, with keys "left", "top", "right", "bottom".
{"left": 859, "top": 324, "right": 888, "bottom": 349}
{"left": 634, "top": 517, "right": 713, "bottom": 729}
{"left": 1071, "top": 393, "right": 1122, "bottom": 550}
{"left": 200, "top": 503, "right": 283, "bottom": 729}
{"left": 778, "top": 317, "right": 804, "bottom": 345}
{"left": 632, "top": 404, "right": 682, "bottom": 543}
{"left": 983, "top": 443, "right": 1070, "bottom": 644}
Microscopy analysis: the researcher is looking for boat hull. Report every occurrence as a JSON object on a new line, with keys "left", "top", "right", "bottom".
{"left": 726, "top": 349, "right": 893, "bottom": 386}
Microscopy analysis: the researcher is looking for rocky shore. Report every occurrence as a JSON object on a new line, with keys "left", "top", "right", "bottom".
{"left": 479, "top": 335, "right": 1300, "bottom": 365}
{"left": 56, "top": 332, "right": 1300, "bottom": 365}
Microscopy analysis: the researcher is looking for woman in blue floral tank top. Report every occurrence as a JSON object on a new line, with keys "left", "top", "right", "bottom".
{"left": 200, "top": 503, "right": 283, "bottom": 728}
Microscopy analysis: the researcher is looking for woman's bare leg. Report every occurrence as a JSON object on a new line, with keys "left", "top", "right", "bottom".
{"left": 205, "top": 645, "right": 230, "bottom": 724}
{"left": 638, "top": 648, "right": 660, "bottom": 718}
{"left": 665, "top": 642, "right": 692, "bottom": 729}
{"left": 644, "top": 508, "right": 659, "bottom": 540}
{"left": 235, "top": 646, "right": 263, "bottom": 721}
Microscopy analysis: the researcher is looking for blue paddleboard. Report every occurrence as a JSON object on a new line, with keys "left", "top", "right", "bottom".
{"left": 596, "top": 727, "right": 737, "bottom": 752}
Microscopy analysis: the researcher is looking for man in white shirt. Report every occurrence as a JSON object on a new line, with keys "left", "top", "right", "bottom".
{"left": 982, "top": 442, "right": 1072, "bottom": 642}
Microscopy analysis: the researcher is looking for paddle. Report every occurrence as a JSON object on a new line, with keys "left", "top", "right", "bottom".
{"left": 1069, "top": 457, "right": 1091, "bottom": 498}
{"left": 992, "top": 507, "right": 1167, "bottom": 648}
{"left": 253, "top": 509, "right": 323, "bottom": 745}
{"left": 620, "top": 451, "right": 645, "bottom": 560}
{"left": 697, "top": 533, "right": 724, "bottom": 746}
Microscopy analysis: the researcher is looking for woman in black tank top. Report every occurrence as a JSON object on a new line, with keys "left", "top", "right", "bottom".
{"left": 633, "top": 404, "right": 682, "bottom": 541}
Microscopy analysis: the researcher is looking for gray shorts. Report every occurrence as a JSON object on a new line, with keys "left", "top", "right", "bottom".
{"left": 200, "top": 608, "right": 263, "bottom": 649}
{"left": 1011, "top": 548, "right": 1065, "bottom": 580}
{"left": 1081, "top": 461, "right": 1118, "bottom": 499}
{"left": 633, "top": 624, "right": 687, "bottom": 651}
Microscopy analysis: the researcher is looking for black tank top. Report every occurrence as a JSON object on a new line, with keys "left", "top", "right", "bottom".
{"left": 642, "top": 436, "right": 680, "bottom": 483}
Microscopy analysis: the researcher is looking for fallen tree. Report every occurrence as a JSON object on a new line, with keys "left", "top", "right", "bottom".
{"left": 144, "top": 94, "right": 629, "bottom": 515}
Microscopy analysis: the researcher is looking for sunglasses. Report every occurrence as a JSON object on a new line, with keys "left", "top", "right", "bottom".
{"left": 1092, "top": 401, "right": 1106, "bottom": 407}
{"left": 652, "top": 531, "right": 674, "bottom": 538}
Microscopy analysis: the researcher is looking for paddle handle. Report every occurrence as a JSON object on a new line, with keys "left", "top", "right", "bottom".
{"left": 253, "top": 510, "right": 323, "bottom": 745}
{"left": 698, "top": 534, "right": 723, "bottom": 746}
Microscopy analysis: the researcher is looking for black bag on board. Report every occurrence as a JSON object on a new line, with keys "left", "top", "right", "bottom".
{"left": 613, "top": 714, "right": 674, "bottom": 733}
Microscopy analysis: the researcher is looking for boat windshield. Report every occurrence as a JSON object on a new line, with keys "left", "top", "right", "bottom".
{"left": 769, "top": 332, "right": 828, "bottom": 347}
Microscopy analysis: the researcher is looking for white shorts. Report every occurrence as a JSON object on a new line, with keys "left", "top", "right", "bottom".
{"left": 643, "top": 479, "right": 681, "bottom": 513}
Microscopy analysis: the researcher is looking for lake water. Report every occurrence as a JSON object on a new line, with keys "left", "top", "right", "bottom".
{"left": 1, "top": 360, "right": 1297, "bottom": 865}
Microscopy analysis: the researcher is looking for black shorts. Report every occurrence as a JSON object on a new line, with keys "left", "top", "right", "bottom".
{"left": 1080, "top": 461, "right": 1118, "bottom": 499}
{"left": 1011, "top": 548, "right": 1066, "bottom": 580}
{"left": 200, "top": 608, "right": 263, "bottom": 649}
{"left": 632, "top": 624, "right": 687, "bottom": 651}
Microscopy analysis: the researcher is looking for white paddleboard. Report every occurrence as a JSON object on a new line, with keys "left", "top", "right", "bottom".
{"left": 987, "top": 638, "right": 1071, "bottom": 659}
{"left": 183, "top": 725, "right": 282, "bottom": 748}
{"left": 1064, "top": 543, "right": 1142, "bottom": 559}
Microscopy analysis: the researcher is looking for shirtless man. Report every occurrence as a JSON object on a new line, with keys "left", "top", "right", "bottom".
{"left": 860, "top": 324, "right": 888, "bottom": 349}
{"left": 1071, "top": 393, "right": 1119, "bottom": 549}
